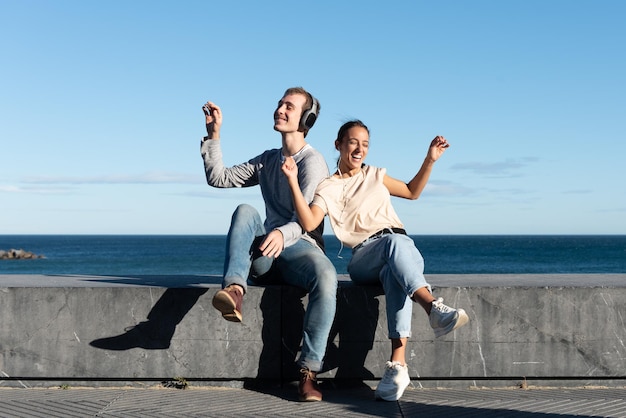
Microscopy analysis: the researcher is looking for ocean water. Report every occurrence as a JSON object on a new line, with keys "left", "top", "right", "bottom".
{"left": 0, "top": 235, "right": 625, "bottom": 276}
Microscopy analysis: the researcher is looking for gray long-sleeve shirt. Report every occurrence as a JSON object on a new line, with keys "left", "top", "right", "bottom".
{"left": 201, "top": 139, "right": 329, "bottom": 249}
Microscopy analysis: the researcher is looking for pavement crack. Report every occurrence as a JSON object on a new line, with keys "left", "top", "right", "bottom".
{"left": 95, "top": 389, "right": 127, "bottom": 417}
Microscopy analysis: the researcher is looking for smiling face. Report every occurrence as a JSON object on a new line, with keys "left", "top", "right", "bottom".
{"left": 273, "top": 93, "right": 307, "bottom": 134}
{"left": 336, "top": 126, "right": 370, "bottom": 175}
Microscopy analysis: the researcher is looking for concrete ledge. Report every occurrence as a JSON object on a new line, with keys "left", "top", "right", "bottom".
{"left": 1, "top": 274, "right": 625, "bottom": 388}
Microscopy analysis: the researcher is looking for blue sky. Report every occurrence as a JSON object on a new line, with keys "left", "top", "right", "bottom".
{"left": 1, "top": 0, "right": 624, "bottom": 235}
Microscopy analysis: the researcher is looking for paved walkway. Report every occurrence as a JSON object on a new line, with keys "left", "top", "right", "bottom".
{"left": 0, "top": 384, "right": 625, "bottom": 417}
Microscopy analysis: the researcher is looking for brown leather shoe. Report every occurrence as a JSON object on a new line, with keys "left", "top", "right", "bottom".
{"left": 298, "top": 368, "right": 322, "bottom": 402}
{"left": 212, "top": 285, "right": 243, "bottom": 322}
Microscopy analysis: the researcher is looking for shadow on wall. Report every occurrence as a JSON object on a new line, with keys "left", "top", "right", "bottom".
{"left": 249, "top": 283, "right": 384, "bottom": 385}
{"left": 89, "top": 288, "right": 208, "bottom": 350}
{"left": 325, "top": 285, "right": 382, "bottom": 381}
{"left": 89, "top": 281, "right": 384, "bottom": 387}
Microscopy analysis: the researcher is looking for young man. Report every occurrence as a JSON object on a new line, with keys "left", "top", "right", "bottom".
{"left": 200, "top": 87, "right": 337, "bottom": 402}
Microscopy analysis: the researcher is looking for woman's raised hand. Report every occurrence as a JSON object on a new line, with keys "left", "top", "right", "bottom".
{"left": 427, "top": 135, "right": 450, "bottom": 162}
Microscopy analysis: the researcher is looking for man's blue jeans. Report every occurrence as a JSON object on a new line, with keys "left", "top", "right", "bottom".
{"left": 222, "top": 204, "right": 337, "bottom": 372}
{"left": 348, "top": 232, "right": 431, "bottom": 339}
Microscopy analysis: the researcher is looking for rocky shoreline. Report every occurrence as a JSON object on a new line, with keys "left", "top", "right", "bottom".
{"left": 0, "top": 249, "right": 45, "bottom": 259}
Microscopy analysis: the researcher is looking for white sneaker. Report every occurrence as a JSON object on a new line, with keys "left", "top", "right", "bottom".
{"left": 375, "top": 361, "right": 410, "bottom": 401}
{"left": 429, "top": 297, "right": 469, "bottom": 337}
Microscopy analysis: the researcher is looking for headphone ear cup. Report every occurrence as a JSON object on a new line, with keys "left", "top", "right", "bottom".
{"left": 300, "top": 111, "right": 317, "bottom": 130}
{"left": 299, "top": 96, "right": 319, "bottom": 131}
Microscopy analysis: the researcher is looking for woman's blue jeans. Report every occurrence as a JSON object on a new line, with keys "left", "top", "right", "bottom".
{"left": 348, "top": 232, "right": 431, "bottom": 339}
{"left": 222, "top": 204, "right": 337, "bottom": 372}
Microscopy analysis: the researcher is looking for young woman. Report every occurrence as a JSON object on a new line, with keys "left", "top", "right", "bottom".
{"left": 281, "top": 120, "right": 469, "bottom": 401}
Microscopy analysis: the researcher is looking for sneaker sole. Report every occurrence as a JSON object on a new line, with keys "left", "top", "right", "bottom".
{"left": 375, "top": 392, "right": 403, "bottom": 401}
{"left": 212, "top": 291, "right": 242, "bottom": 322}
{"left": 375, "top": 382, "right": 409, "bottom": 401}
{"left": 434, "top": 309, "right": 469, "bottom": 338}
{"left": 299, "top": 394, "right": 322, "bottom": 402}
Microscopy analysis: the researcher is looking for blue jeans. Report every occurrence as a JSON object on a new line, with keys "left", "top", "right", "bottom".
{"left": 348, "top": 232, "right": 431, "bottom": 339}
{"left": 222, "top": 204, "right": 337, "bottom": 372}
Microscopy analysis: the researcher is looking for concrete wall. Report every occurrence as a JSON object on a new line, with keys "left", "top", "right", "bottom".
{"left": 0, "top": 274, "right": 625, "bottom": 388}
